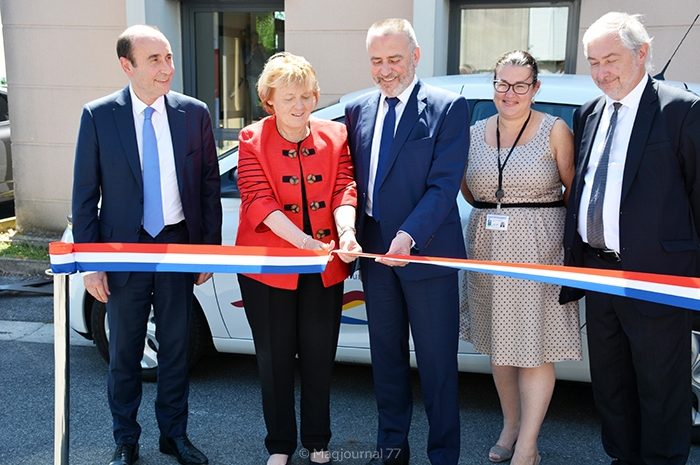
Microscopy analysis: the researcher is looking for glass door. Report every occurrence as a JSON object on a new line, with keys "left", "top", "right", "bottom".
{"left": 183, "top": 4, "right": 284, "bottom": 154}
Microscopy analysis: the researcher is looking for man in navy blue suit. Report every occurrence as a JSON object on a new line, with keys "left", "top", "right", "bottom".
{"left": 345, "top": 18, "right": 469, "bottom": 465}
{"left": 72, "top": 25, "right": 221, "bottom": 465}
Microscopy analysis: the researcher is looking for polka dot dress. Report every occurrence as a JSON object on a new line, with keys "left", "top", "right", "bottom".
{"left": 459, "top": 113, "right": 582, "bottom": 367}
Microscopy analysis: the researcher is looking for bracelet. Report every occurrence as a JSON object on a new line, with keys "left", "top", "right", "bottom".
{"left": 300, "top": 234, "right": 311, "bottom": 249}
{"left": 338, "top": 226, "right": 356, "bottom": 237}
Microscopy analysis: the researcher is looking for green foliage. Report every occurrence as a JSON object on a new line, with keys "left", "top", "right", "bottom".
{"left": 0, "top": 242, "right": 49, "bottom": 261}
{"left": 256, "top": 14, "right": 276, "bottom": 52}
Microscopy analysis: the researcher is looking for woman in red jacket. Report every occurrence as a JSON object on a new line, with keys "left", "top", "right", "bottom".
{"left": 235, "top": 52, "right": 361, "bottom": 465}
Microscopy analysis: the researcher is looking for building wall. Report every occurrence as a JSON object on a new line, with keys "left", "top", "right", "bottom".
{"left": 0, "top": 0, "right": 184, "bottom": 232}
{"left": 0, "top": 0, "right": 127, "bottom": 232}
{"left": 293, "top": 0, "right": 700, "bottom": 103}
{"left": 284, "top": 0, "right": 413, "bottom": 108}
{"left": 0, "top": 0, "right": 698, "bottom": 233}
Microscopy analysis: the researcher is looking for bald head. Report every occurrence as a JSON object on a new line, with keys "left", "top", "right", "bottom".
{"left": 117, "top": 25, "right": 167, "bottom": 65}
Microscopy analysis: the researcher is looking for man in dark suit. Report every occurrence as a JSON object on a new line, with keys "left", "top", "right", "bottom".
{"left": 72, "top": 25, "right": 221, "bottom": 465}
{"left": 344, "top": 18, "right": 469, "bottom": 465}
{"left": 561, "top": 12, "right": 700, "bottom": 465}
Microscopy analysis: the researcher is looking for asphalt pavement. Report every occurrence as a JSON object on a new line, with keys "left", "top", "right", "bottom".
{"left": 1, "top": 274, "right": 699, "bottom": 465}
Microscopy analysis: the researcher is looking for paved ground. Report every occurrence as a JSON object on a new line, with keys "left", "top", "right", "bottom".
{"left": 1, "top": 274, "right": 699, "bottom": 465}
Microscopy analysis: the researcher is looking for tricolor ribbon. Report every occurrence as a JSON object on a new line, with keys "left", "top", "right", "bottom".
{"left": 49, "top": 243, "right": 700, "bottom": 311}
{"left": 341, "top": 251, "right": 700, "bottom": 311}
{"left": 48, "top": 242, "right": 328, "bottom": 275}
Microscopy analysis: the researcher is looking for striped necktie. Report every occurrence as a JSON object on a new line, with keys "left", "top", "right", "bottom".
{"left": 586, "top": 102, "right": 621, "bottom": 249}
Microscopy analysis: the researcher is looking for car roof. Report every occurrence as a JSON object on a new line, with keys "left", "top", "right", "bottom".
{"left": 337, "top": 72, "right": 700, "bottom": 106}
{"left": 315, "top": 73, "right": 700, "bottom": 124}
{"left": 221, "top": 73, "right": 700, "bottom": 165}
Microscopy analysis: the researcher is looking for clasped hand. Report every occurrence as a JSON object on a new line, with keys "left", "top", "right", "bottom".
{"left": 376, "top": 232, "right": 412, "bottom": 267}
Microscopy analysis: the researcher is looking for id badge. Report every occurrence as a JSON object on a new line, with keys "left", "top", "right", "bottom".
{"left": 485, "top": 213, "right": 509, "bottom": 231}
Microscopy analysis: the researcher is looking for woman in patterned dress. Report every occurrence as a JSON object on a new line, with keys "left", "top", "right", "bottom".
{"left": 460, "top": 50, "right": 582, "bottom": 465}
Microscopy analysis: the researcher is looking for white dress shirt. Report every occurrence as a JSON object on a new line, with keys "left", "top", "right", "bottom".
{"left": 577, "top": 75, "right": 648, "bottom": 252}
{"left": 129, "top": 86, "right": 185, "bottom": 227}
{"left": 366, "top": 76, "right": 418, "bottom": 216}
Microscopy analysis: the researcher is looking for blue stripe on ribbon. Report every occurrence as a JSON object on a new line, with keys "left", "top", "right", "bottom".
{"left": 69, "top": 262, "right": 327, "bottom": 275}
{"left": 51, "top": 263, "right": 77, "bottom": 274}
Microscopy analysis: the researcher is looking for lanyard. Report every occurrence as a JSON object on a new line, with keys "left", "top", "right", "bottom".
{"left": 496, "top": 110, "right": 532, "bottom": 208}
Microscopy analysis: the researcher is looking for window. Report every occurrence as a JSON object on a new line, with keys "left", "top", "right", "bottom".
{"left": 183, "top": 3, "right": 284, "bottom": 154}
{"left": 449, "top": 1, "right": 580, "bottom": 75}
{"left": 0, "top": 91, "right": 8, "bottom": 122}
{"left": 468, "top": 100, "right": 577, "bottom": 128}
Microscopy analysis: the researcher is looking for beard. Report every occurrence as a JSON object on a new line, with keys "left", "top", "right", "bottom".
{"left": 374, "top": 61, "right": 416, "bottom": 97}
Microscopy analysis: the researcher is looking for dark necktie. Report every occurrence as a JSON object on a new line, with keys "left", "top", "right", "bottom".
{"left": 586, "top": 102, "right": 621, "bottom": 249}
{"left": 142, "top": 106, "right": 164, "bottom": 237}
{"left": 372, "top": 96, "right": 400, "bottom": 220}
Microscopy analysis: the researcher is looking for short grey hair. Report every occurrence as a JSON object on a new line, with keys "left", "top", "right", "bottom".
{"left": 366, "top": 18, "right": 419, "bottom": 50}
{"left": 582, "top": 12, "right": 653, "bottom": 73}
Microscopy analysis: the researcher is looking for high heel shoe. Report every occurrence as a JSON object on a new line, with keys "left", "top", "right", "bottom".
{"left": 488, "top": 444, "right": 514, "bottom": 463}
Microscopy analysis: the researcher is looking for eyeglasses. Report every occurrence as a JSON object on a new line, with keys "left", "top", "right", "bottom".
{"left": 493, "top": 80, "right": 535, "bottom": 95}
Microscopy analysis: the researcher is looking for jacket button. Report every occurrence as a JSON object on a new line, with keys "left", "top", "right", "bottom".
{"left": 309, "top": 201, "right": 325, "bottom": 211}
{"left": 315, "top": 228, "right": 331, "bottom": 239}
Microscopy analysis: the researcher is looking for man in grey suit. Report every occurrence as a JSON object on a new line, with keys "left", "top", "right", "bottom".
{"left": 561, "top": 12, "right": 700, "bottom": 465}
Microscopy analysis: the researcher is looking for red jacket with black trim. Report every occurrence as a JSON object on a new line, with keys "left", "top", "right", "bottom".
{"left": 235, "top": 115, "right": 357, "bottom": 289}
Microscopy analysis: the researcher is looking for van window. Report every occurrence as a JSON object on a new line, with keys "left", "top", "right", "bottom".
{"left": 469, "top": 100, "right": 576, "bottom": 129}
{"left": 0, "top": 92, "right": 8, "bottom": 122}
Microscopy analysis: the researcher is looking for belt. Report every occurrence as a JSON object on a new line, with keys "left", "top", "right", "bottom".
{"left": 141, "top": 220, "right": 187, "bottom": 235}
{"left": 584, "top": 243, "right": 621, "bottom": 263}
{"left": 472, "top": 200, "right": 564, "bottom": 209}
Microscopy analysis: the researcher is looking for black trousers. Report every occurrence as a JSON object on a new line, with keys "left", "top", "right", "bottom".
{"left": 238, "top": 273, "right": 343, "bottom": 455}
{"left": 583, "top": 249, "right": 691, "bottom": 465}
{"left": 107, "top": 222, "right": 194, "bottom": 445}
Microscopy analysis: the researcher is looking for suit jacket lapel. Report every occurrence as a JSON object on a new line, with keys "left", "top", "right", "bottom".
{"left": 574, "top": 99, "right": 604, "bottom": 199}
{"left": 359, "top": 94, "right": 380, "bottom": 192}
{"left": 621, "top": 78, "right": 657, "bottom": 203}
{"left": 113, "top": 87, "right": 142, "bottom": 191}
{"left": 376, "top": 82, "right": 424, "bottom": 189}
{"left": 165, "top": 93, "right": 187, "bottom": 195}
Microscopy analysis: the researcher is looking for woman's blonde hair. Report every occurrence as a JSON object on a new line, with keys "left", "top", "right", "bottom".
{"left": 257, "top": 52, "right": 320, "bottom": 115}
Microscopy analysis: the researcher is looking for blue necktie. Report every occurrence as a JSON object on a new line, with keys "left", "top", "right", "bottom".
{"left": 142, "top": 106, "right": 164, "bottom": 237}
{"left": 373, "top": 97, "right": 400, "bottom": 220}
{"left": 586, "top": 102, "right": 621, "bottom": 249}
